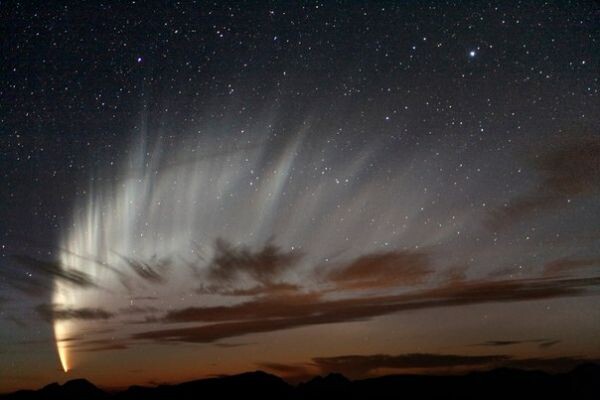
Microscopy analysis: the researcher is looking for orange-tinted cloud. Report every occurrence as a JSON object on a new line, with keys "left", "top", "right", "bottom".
{"left": 488, "top": 136, "right": 600, "bottom": 229}
{"left": 134, "top": 275, "right": 600, "bottom": 344}
{"left": 311, "top": 353, "right": 510, "bottom": 376}
{"left": 325, "top": 250, "right": 432, "bottom": 290}
{"left": 475, "top": 339, "right": 561, "bottom": 349}
{"left": 544, "top": 258, "right": 599, "bottom": 276}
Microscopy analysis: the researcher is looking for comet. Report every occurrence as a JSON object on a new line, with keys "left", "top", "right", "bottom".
{"left": 52, "top": 131, "right": 437, "bottom": 372}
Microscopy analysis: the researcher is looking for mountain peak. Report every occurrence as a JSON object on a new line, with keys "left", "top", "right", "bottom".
{"left": 37, "top": 378, "right": 105, "bottom": 400}
{"left": 302, "top": 372, "right": 349, "bottom": 386}
{"left": 62, "top": 378, "right": 97, "bottom": 388}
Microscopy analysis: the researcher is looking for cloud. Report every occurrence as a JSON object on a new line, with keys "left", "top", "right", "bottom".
{"left": 478, "top": 340, "right": 529, "bottom": 347}
{"left": 74, "top": 343, "right": 129, "bottom": 352}
{"left": 544, "top": 258, "right": 599, "bottom": 276}
{"left": 198, "top": 246, "right": 429, "bottom": 296}
{"left": 488, "top": 136, "right": 600, "bottom": 229}
{"left": 118, "top": 305, "right": 160, "bottom": 315}
{"left": 206, "top": 239, "right": 301, "bottom": 283}
{"left": 3, "top": 255, "right": 96, "bottom": 297}
{"left": 311, "top": 353, "right": 510, "bottom": 376}
{"left": 262, "top": 353, "right": 600, "bottom": 379}
{"left": 36, "top": 304, "right": 114, "bottom": 322}
{"left": 258, "top": 362, "right": 311, "bottom": 376}
{"left": 196, "top": 282, "right": 301, "bottom": 297}
{"left": 214, "top": 341, "right": 255, "bottom": 348}
{"left": 117, "top": 254, "right": 170, "bottom": 284}
{"left": 71, "top": 342, "right": 129, "bottom": 353}
{"left": 58, "top": 337, "right": 130, "bottom": 353}
{"left": 538, "top": 340, "right": 561, "bottom": 348}
{"left": 257, "top": 362, "right": 313, "bottom": 382}
{"left": 133, "top": 275, "right": 600, "bottom": 344}
{"left": 442, "top": 265, "right": 469, "bottom": 283}
{"left": 325, "top": 250, "right": 432, "bottom": 290}
{"left": 161, "top": 292, "right": 322, "bottom": 324}
{"left": 476, "top": 339, "right": 561, "bottom": 349}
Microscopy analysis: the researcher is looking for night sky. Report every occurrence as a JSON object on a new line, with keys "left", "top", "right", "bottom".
{"left": 1, "top": 0, "right": 599, "bottom": 392}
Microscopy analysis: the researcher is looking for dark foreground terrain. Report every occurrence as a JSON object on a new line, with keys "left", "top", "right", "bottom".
{"left": 2, "top": 364, "right": 598, "bottom": 400}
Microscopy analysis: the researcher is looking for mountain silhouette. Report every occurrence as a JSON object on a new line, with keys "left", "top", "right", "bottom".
{"left": 297, "top": 372, "right": 351, "bottom": 398}
{"left": 1, "top": 364, "right": 598, "bottom": 399}
{"left": 4, "top": 379, "right": 105, "bottom": 400}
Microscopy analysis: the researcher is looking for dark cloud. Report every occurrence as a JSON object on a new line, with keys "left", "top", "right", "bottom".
{"left": 75, "top": 343, "right": 129, "bottom": 352}
{"left": 35, "top": 304, "right": 114, "bottom": 322}
{"left": 3, "top": 255, "right": 96, "bottom": 297}
{"left": 311, "top": 353, "right": 510, "bottom": 376}
{"left": 60, "top": 337, "right": 129, "bottom": 353}
{"left": 488, "top": 136, "right": 600, "bottom": 229}
{"left": 199, "top": 246, "right": 430, "bottom": 296}
{"left": 262, "top": 353, "right": 599, "bottom": 379}
{"left": 118, "top": 305, "right": 160, "bottom": 315}
{"left": 476, "top": 339, "right": 561, "bottom": 349}
{"left": 162, "top": 292, "right": 322, "bottom": 324}
{"left": 134, "top": 275, "right": 600, "bottom": 344}
{"left": 117, "top": 254, "right": 170, "bottom": 284}
{"left": 478, "top": 340, "right": 526, "bottom": 347}
{"left": 325, "top": 250, "right": 432, "bottom": 290}
{"left": 206, "top": 238, "right": 302, "bottom": 286}
{"left": 213, "top": 341, "right": 255, "bottom": 348}
{"left": 538, "top": 340, "right": 561, "bottom": 349}
{"left": 71, "top": 342, "right": 129, "bottom": 353}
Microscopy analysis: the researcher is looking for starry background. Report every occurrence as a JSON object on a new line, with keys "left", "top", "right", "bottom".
{"left": 1, "top": 0, "right": 599, "bottom": 392}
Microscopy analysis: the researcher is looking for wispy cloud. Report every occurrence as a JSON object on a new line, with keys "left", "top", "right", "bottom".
{"left": 543, "top": 258, "right": 599, "bottom": 276}
{"left": 488, "top": 136, "right": 600, "bottom": 229}
{"left": 206, "top": 239, "right": 301, "bottom": 284}
{"left": 258, "top": 362, "right": 312, "bottom": 376}
{"left": 261, "top": 353, "right": 599, "bottom": 379}
{"left": 475, "top": 338, "right": 561, "bottom": 349}
{"left": 36, "top": 304, "right": 114, "bottom": 322}
{"left": 4, "top": 255, "right": 96, "bottom": 297}
{"left": 117, "top": 254, "right": 171, "bottom": 284}
{"left": 311, "top": 353, "right": 510, "bottom": 376}
{"left": 133, "top": 275, "right": 600, "bottom": 344}
{"left": 324, "top": 250, "right": 432, "bottom": 290}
